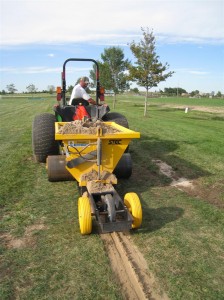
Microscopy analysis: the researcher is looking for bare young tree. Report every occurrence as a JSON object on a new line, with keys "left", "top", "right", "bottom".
{"left": 128, "top": 28, "right": 174, "bottom": 116}
{"left": 6, "top": 83, "right": 17, "bottom": 94}
{"left": 26, "top": 84, "right": 38, "bottom": 94}
{"left": 47, "top": 85, "right": 55, "bottom": 94}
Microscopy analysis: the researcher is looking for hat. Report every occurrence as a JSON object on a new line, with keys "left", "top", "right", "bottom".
{"left": 80, "top": 76, "right": 89, "bottom": 83}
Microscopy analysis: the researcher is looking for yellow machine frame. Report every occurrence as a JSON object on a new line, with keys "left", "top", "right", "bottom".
{"left": 55, "top": 121, "right": 140, "bottom": 186}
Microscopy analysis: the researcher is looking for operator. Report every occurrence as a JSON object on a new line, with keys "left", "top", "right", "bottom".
{"left": 69, "top": 76, "right": 96, "bottom": 105}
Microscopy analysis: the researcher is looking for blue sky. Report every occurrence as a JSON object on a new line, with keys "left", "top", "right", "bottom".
{"left": 0, "top": 0, "right": 224, "bottom": 94}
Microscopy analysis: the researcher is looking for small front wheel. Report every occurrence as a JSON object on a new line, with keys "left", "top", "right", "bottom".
{"left": 104, "top": 194, "right": 116, "bottom": 222}
{"left": 78, "top": 197, "right": 92, "bottom": 235}
{"left": 124, "top": 193, "right": 142, "bottom": 229}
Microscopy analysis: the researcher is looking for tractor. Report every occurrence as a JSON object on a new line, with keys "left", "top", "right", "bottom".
{"left": 32, "top": 58, "right": 142, "bottom": 234}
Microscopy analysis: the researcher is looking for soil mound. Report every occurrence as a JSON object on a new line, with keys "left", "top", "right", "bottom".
{"left": 58, "top": 120, "right": 120, "bottom": 135}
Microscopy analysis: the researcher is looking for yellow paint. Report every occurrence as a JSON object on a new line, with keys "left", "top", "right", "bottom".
{"left": 55, "top": 121, "right": 140, "bottom": 185}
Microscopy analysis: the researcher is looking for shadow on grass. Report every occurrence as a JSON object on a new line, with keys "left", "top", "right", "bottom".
{"left": 187, "top": 115, "right": 224, "bottom": 122}
{"left": 212, "top": 116, "right": 224, "bottom": 121}
{"left": 90, "top": 205, "right": 184, "bottom": 235}
{"left": 77, "top": 135, "right": 210, "bottom": 235}
{"left": 132, "top": 103, "right": 160, "bottom": 108}
{"left": 116, "top": 135, "right": 211, "bottom": 198}
{"left": 114, "top": 135, "right": 211, "bottom": 233}
{"left": 157, "top": 107, "right": 186, "bottom": 113}
{"left": 136, "top": 205, "right": 184, "bottom": 234}
{"left": 130, "top": 134, "right": 211, "bottom": 182}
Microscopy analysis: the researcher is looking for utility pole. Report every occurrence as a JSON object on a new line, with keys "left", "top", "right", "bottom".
{"left": 176, "top": 81, "right": 179, "bottom": 97}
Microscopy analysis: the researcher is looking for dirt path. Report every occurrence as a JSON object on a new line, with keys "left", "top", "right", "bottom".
{"left": 161, "top": 104, "right": 224, "bottom": 114}
{"left": 101, "top": 232, "right": 169, "bottom": 300}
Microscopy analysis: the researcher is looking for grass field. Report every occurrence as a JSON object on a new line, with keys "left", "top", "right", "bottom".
{"left": 1, "top": 95, "right": 224, "bottom": 299}
{"left": 119, "top": 94, "right": 224, "bottom": 108}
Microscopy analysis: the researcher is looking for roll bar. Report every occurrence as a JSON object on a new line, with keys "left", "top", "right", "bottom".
{"left": 62, "top": 58, "right": 100, "bottom": 106}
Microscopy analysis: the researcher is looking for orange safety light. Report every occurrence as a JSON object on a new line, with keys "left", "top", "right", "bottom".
{"left": 56, "top": 86, "right": 62, "bottom": 101}
{"left": 100, "top": 87, "right": 105, "bottom": 94}
{"left": 99, "top": 86, "right": 105, "bottom": 101}
{"left": 57, "top": 86, "right": 62, "bottom": 93}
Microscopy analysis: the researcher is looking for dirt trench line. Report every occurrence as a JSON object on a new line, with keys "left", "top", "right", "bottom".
{"left": 101, "top": 232, "right": 169, "bottom": 300}
{"left": 152, "top": 159, "right": 194, "bottom": 190}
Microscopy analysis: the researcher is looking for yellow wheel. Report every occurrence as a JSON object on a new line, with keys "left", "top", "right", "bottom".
{"left": 124, "top": 193, "right": 142, "bottom": 229}
{"left": 78, "top": 196, "right": 92, "bottom": 235}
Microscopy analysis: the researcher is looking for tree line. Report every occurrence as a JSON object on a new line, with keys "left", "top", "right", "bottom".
{"left": 1, "top": 84, "right": 55, "bottom": 95}
{"left": 2, "top": 84, "right": 222, "bottom": 99}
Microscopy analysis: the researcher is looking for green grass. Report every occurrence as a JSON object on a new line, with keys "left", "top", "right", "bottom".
{"left": 0, "top": 97, "right": 121, "bottom": 300}
{"left": 117, "top": 94, "right": 224, "bottom": 108}
{"left": 1, "top": 95, "right": 224, "bottom": 299}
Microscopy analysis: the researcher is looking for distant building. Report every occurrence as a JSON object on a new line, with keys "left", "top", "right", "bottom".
{"left": 181, "top": 93, "right": 189, "bottom": 97}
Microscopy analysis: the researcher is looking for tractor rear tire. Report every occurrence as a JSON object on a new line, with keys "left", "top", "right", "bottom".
{"left": 32, "top": 113, "right": 59, "bottom": 163}
{"left": 113, "top": 153, "right": 132, "bottom": 179}
{"left": 102, "top": 112, "right": 129, "bottom": 128}
{"left": 102, "top": 112, "right": 129, "bottom": 152}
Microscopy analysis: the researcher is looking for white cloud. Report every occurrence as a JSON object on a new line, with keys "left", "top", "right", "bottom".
{"left": 0, "top": 66, "right": 91, "bottom": 74}
{"left": 0, "top": 66, "right": 61, "bottom": 74}
{"left": 1, "top": 0, "right": 223, "bottom": 46}
{"left": 188, "top": 71, "right": 210, "bottom": 75}
{"left": 174, "top": 68, "right": 210, "bottom": 75}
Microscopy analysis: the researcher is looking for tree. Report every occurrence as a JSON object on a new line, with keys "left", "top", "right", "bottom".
{"left": 0, "top": 90, "right": 6, "bottom": 95}
{"left": 26, "top": 84, "right": 37, "bottom": 94}
{"left": 47, "top": 85, "right": 55, "bottom": 94}
{"left": 90, "top": 60, "right": 108, "bottom": 87}
{"left": 6, "top": 83, "right": 17, "bottom": 94}
{"left": 130, "top": 87, "right": 140, "bottom": 94}
{"left": 164, "top": 87, "right": 187, "bottom": 96}
{"left": 67, "top": 85, "right": 74, "bottom": 94}
{"left": 216, "top": 91, "right": 222, "bottom": 98}
{"left": 128, "top": 27, "right": 174, "bottom": 116}
{"left": 176, "top": 87, "right": 187, "bottom": 96}
{"left": 190, "top": 90, "right": 200, "bottom": 97}
{"left": 91, "top": 47, "right": 130, "bottom": 108}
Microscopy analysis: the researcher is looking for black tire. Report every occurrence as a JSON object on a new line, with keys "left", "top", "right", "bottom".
{"left": 104, "top": 194, "right": 116, "bottom": 222}
{"left": 47, "top": 155, "right": 74, "bottom": 182}
{"left": 32, "top": 113, "right": 59, "bottom": 163}
{"left": 102, "top": 112, "right": 129, "bottom": 152}
{"left": 102, "top": 112, "right": 129, "bottom": 128}
{"left": 113, "top": 153, "right": 132, "bottom": 179}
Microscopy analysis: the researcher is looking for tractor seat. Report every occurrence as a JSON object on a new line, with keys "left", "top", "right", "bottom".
{"left": 71, "top": 98, "right": 89, "bottom": 106}
{"left": 54, "top": 105, "right": 76, "bottom": 122}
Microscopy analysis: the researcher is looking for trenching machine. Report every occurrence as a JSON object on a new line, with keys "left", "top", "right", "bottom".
{"left": 32, "top": 58, "right": 142, "bottom": 234}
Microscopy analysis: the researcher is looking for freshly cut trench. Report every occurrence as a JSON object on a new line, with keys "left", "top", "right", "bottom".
{"left": 101, "top": 232, "right": 169, "bottom": 300}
